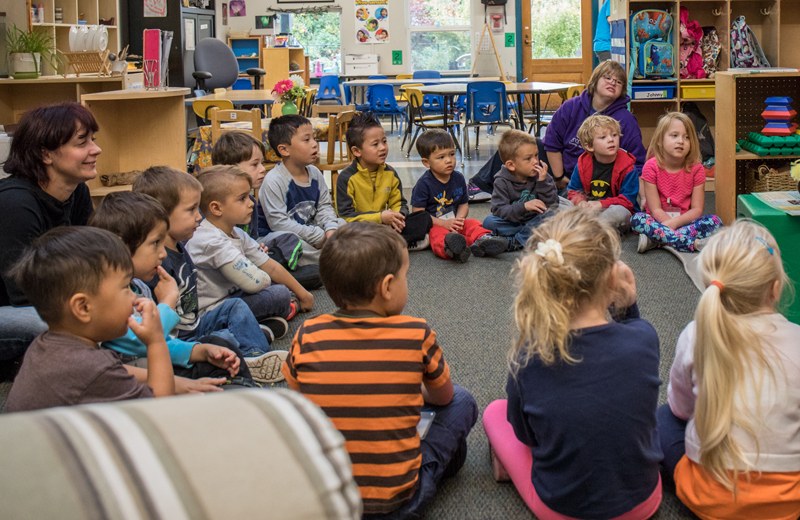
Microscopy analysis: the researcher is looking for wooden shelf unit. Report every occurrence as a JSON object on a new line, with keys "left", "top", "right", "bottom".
{"left": 715, "top": 70, "right": 800, "bottom": 224}
{"left": 228, "top": 36, "right": 262, "bottom": 83}
{"left": 30, "top": 0, "right": 120, "bottom": 76}
{"left": 610, "top": 0, "right": 800, "bottom": 144}
{"left": 261, "top": 47, "right": 310, "bottom": 91}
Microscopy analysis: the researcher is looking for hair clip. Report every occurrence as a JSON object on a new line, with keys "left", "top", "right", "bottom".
{"left": 709, "top": 280, "right": 725, "bottom": 292}
{"left": 534, "top": 239, "right": 564, "bottom": 266}
{"left": 754, "top": 236, "right": 775, "bottom": 255}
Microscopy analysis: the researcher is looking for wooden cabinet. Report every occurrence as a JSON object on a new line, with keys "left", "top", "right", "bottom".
{"left": 229, "top": 36, "right": 262, "bottom": 85}
{"left": 80, "top": 87, "right": 190, "bottom": 199}
{"left": 261, "top": 47, "right": 309, "bottom": 91}
{"left": 609, "top": 0, "right": 800, "bottom": 147}
{"left": 31, "top": 0, "right": 120, "bottom": 75}
{"left": 715, "top": 70, "right": 800, "bottom": 224}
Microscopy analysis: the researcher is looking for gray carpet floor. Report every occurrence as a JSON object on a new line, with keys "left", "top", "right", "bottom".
{"left": 0, "top": 127, "right": 704, "bottom": 518}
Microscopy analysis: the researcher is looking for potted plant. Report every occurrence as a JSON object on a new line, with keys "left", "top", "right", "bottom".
{"left": 6, "top": 25, "right": 59, "bottom": 79}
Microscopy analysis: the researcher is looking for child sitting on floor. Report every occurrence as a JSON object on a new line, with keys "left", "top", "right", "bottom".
{"left": 566, "top": 114, "right": 640, "bottom": 233}
{"left": 410, "top": 129, "right": 508, "bottom": 262}
{"left": 258, "top": 114, "right": 345, "bottom": 264}
{"left": 5, "top": 227, "right": 174, "bottom": 411}
{"left": 133, "top": 166, "right": 288, "bottom": 384}
{"left": 659, "top": 220, "right": 800, "bottom": 519}
{"left": 283, "top": 222, "right": 477, "bottom": 517}
{"left": 483, "top": 207, "right": 662, "bottom": 519}
{"left": 187, "top": 165, "right": 314, "bottom": 325}
{"left": 632, "top": 112, "right": 722, "bottom": 253}
{"left": 483, "top": 130, "right": 558, "bottom": 251}
{"left": 336, "top": 112, "right": 431, "bottom": 249}
{"left": 211, "top": 131, "right": 322, "bottom": 290}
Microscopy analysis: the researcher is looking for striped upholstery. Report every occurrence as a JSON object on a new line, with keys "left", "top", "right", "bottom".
{"left": 0, "top": 389, "right": 362, "bottom": 519}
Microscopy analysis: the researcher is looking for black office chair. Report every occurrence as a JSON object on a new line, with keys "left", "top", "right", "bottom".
{"left": 192, "top": 37, "right": 265, "bottom": 95}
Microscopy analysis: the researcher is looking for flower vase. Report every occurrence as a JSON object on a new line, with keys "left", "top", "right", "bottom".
{"left": 281, "top": 100, "right": 299, "bottom": 115}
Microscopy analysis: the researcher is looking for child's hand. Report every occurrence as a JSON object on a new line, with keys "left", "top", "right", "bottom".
{"left": 524, "top": 199, "right": 547, "bottom": 213}
{"left": 297, "top": 289, "right": 315, "bottom": 312}
{"left": 325, "top": 229, "right": 336, "bottom": 240}
{"left": 451, "top": 217, "right": 465, "bottom": 233}
{"left": 579, "top": 200, "right": 602, "bottom": 211}
{"left": 611, "top": 260, "right": 637, "bottom": 309}
{"left": 153, "top": 266, "right": 180, "bottom": 309}
{"left": 201, "top": 344, "right": 240, "bottom": 377}
{"left": 381, "top": 210, "right": 405, "bottom": 232}
{"left": 258, "top": 243, "right": 270, "bottom": 255}
{"left": 174, "top": 375, "right": 225, "bottom": 393}
{"left": 128, "top": 298, "right": 165, "bottom": 346}
{"left": 534, "top": 160, "right": 549, "bottom": 181}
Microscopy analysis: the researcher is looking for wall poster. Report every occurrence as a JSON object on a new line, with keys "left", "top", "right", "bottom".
{"left": 355, "top": 0, "right": 388, "bottom": 44}
{"left": 144, "top": 0, "right": 167, "bottom": 17}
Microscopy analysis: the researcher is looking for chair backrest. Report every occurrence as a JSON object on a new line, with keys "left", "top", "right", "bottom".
{"left": 192, "top": 99, "right": 235, "bottom": 122}
{"left": 558, "top": 85, "right": 585, "bottom": 102}
{"left": 317, "top": 75, "right": 342, "bottom": 101}
{"left": 324, "top": 110, "right": 356, "bottom": 165}
{"left": 193, "top": 37, "right": 240, "bottom": 92}
{"left": 209, "top": 107, "right": 263, "bottom": 145}
{"left": 299, "top": 87, "right": 318, "bottom": 116}
{"left": 395, "top": 73, "right": 413, "bottom": 80}
{"left": 413, "top": 70, "right": 441, "bottom": 80}
{"left": 311, "top": 104, "right": 356, "bottom": 118}
{"left": 368, "top": 75, "right": 387, "bottom": 79}
{"left": 466, "top": 81, "right": 508, "bottom": 124}
{"left": 367, "top": 84, "right": 402, "bottom": 112}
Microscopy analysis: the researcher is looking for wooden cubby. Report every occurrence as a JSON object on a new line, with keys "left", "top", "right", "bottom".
{"left": 261, "top": 47, "right": 310, "bottom": 91}
{"left": 228, "top": 36, "right": 262, "bottom": 83}
{"left": 715, "top": 70, "right": 800, "bottom": 224}
{"left": 30, "top": 0, "right": 120, "bottom": 76}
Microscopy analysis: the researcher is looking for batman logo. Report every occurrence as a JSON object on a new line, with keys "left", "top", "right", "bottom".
{"left": 590, "top": 179, "right": 609, "bottom": 199}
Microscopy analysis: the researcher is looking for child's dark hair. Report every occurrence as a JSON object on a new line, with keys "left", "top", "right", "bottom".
{"left": 132, "top": 165, "right": 202, "bottom": 214}
{"left": 498, "top": 130, "right": 538, "bottom": 163}
{"left": 416, "top": 129, "right": 455, "bottom": 159}
{"left": 3, "top": 102, "right": 99, "bottom": 186}
{"left": 346, "top": 111, "right": 382, "bottom": 150}
{"left": 267, "top": 115, "right": 310, "bottom": 157}
{"left": 10, "top": 227, "right": 132, "bottom": 324}
{"left": 212, "top": 130, "right": 266, "bottom": 166}
{"left": 197, "top": 165, "right": 252, "bottom": 214}
{"left": 89, "top": 191, "right": 169, "bottom": 254}
{"left": 320, "top": 222, "right": 407, "bottom": 308}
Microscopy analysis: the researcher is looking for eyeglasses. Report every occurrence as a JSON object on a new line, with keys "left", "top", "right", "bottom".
{"left": 601, "top": 75, "right": 623, "bottom": 87}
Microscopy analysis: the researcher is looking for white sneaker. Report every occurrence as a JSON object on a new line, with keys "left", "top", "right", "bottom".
{"left": 637, "top": 233, "right": 658, "bottom": 254}
{"left": 245, "top": 350, "right": 288, "bottom": 384}
{"left": 693, "top": 236, "right": 709, "bottom": 252}
{"left": 408, "top": 233, "right": 431, "bottom": 251}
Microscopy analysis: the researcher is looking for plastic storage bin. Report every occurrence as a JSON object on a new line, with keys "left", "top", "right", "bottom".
{"left": 631, "top": 85, "right": 676, "bottom": 99}
{"left": 681, "top": 84, "right": 716, "bottom": 99}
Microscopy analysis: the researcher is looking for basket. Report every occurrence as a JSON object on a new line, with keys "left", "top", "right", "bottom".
{"left": 746, "top": 164, "right": 798, "bottom": 192}
{"left": 100, "top": 170, "right": 141, "bottom": 187}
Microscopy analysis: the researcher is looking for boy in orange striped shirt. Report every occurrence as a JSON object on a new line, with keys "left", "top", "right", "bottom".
{"left": 283, "top": 222, "right": 477, "bottom": 517}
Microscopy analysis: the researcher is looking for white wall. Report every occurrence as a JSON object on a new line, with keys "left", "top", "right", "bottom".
{"left": 214, "top": 0, "right": 518, "bottom": 78}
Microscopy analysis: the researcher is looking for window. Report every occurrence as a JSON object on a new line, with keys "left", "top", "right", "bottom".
{"left": 409, "top": 0, "right": 471, "bottom": 71}
{"left": 529, "top": 0, "right": 582, "bottom": 59}
{"left": 292, "top": 11, "right": 342, "bottom": 76}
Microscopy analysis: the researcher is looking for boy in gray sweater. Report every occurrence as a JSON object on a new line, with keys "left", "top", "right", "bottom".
{"left": 483, "top": 130, "right": 558, "bottom": 250}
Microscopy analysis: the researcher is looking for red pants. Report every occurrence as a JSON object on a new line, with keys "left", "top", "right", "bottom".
{"left": 429, "top": 219, "right": 489, "bottom": 260}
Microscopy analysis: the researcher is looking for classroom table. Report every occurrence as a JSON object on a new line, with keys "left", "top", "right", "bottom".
{"left": 342, "top": 76, "right": 501, "bottom": 105}
{"left": 189, "top": 117, "right": 329, "bottom": 172}
{"left": 187, "top": 89, "right": 277, "bottom": 108}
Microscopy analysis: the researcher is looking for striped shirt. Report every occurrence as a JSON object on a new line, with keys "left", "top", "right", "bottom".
{"left": 283, "top": 310, "right": 451, "bottom": 515}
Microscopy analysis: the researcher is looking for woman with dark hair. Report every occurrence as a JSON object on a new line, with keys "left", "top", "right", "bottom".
{"left": 0, "top": 102, "right": 101, "bottom": 362}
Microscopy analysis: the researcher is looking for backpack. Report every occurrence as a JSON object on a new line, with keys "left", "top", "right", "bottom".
{"left": 682, "top": 102, "right": 715, "bottom": 164}
{"left": 630, "top": 10, "right": 674, "bottom": 79}
{"left": 700, "top": 26, "right": 721, "bottom": 77}
{"left": 730, "top": 16, "right": 770, "bottom": 68}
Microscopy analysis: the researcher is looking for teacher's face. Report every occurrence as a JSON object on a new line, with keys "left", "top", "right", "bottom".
{"left": 42, "top": 124, "right": 102, "bottom": 183}
{"left": 595, "top": 73, "right": 624, "bottom": 104}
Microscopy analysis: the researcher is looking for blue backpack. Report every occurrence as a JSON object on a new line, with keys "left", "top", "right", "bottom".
{"left": 630, "top": 10, "right": 674, "bottom": 79}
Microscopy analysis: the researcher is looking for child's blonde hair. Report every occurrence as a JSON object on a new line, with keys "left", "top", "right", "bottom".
{"left": 498, "top": 129, "right": 537, "bottom": 163}
{"left": 197, "top": 165, "right": 252, "bottom": 214}
{"left": 511, "top": 207, "right": 620, "bottom": 369}
{"left": 693, "top": 220, "right": 788, "bottom": 491}
{"left": 647, "top": 112, "right": 701, "bottom": 170}
{"left": 576, "top": 114, "right": 622, "bottom": 149}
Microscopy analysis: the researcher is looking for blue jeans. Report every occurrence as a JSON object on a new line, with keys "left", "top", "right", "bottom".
{"left": 364, "top": 385, "right": 478, "bottom": 520}
{"left": 0, "top": 306, "right": 48, "bottom": 361}
{"left": 234, "top": 285, "right": 292, "bottom": 324}
{"left": 483, "top": 213, "right": 548, "bottom": 248}
{"left": 656, "top": 404, "right": 687, "bottom": 486}
{"left": 177, "top": 298, "right": 270, "bottom": 357}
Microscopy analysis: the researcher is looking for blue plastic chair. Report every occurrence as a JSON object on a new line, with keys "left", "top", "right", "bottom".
{"left": 317, "top": 75, "right": 343, "bottom": 105}
{"left": 463, "top": 81, "right": 517, "bottom": 158}
{"left": 413, "top": 70, "right": 444, "bottom": 114}
{"left": 367, "top": 84, "right": 407, "bottom": 134}
{"left": 355, "top": 75, "right": 387, "bottom": 111}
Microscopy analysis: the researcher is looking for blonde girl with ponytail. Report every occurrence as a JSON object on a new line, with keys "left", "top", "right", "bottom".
{"left": 660, "top": 220, "right": 800, "bottom": 519}
{"left": 483, "top": 207, "right": 663, "bottom": 519}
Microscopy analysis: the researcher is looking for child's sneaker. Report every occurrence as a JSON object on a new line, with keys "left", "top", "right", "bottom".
{"left": 408, "top": 233, "right": 430, "bottom": 251}
{"left": 467, "top": 182, "right": 492, "bottom": 202}
{"left": 470, "top": 234, "right": 508, "bottom": 257}
{"left": 637, "top": 233, "right": 658, "bottom": 254}
{"left": 444, "top": 232, "right": 471, "bottom": 263}
{"left": 259, "top": 316, "right": 289, "bottom": 343}
{"left": 245, "top": 350, "right": 288, "bottom": 384}
{"left": 693, "top": 236, "right": 709, "bottom": 252}
{"left": 490, "top": 446, "right": 511, "bottom": 482}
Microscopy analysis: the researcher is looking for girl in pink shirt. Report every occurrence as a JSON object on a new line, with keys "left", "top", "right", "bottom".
{"left": 631, "top": 112, "right": 721, "bottom": 253}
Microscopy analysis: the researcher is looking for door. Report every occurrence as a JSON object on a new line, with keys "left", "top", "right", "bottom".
{"left": 520, "top": 0, "right": 593, "bottom": 84}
